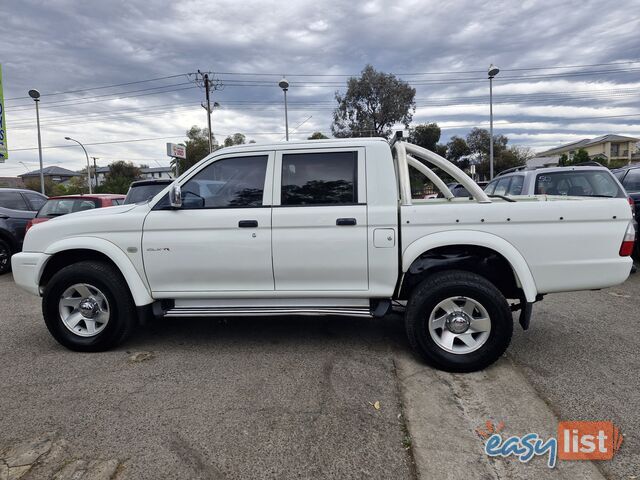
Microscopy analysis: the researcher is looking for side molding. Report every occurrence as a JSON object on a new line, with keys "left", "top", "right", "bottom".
{"left": 43, "top": 237, "right": 154, "bottom": 306}
{"left": 402, "top": 230, "right": 538, "bottom": 302}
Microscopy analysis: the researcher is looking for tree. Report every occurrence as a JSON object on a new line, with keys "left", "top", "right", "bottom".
{"left": 409, "top": 123, "right": 441, "bottom": 151}
{"left": 308, "top": 132, "right": 329, "bottom": 140}
{"left": 466, "top": 127, "right": 508, "bottom": 158}
{"left": 446, "top": 136, "right": 471, "bottom": 164}
{"left": 98, "top": 161, "right": 141, "bottom": 194}
{"left": 172, "top": 126, "right": 215, "bottom": 175}
{"left": 24, "top": 178, "right": 67, "bottom": 196}
{"left": 224, "top": 133, "right": 246, "bottom": 147}
{"left": 331, "top": 65, "right": 416, "bottom": 139}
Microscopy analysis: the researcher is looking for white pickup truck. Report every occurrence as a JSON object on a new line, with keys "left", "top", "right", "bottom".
{"left": 12, "top": 137, "right": 635, "bottom": 371}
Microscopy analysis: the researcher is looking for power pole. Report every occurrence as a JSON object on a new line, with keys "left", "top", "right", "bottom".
{"left": 91, "top": 157, "right": 99, "bottom": 188}
{"left": 192, "top": 70, "right": 223, "bottom": 153}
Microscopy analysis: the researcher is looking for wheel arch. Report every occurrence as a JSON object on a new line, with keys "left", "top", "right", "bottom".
{"left": 400, "top": 231, "right": 538, "bottom": 302}
{"left": 40, "top": 237, "right": 153, "bottom": 307}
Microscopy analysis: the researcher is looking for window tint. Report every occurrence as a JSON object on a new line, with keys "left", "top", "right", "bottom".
{"left": 182, "top": 155, "right": 268, "bottom": 208}
{"left": 534, "top": 170, "right": 622, "bottom": 197}
{"left": 622, "top": 169, "right": 640, "bottom": 192}
{"left": 281, "top": 151, "right": 357, "bottom": 205}
{"left": 484, "top": 181, "right": 497, "bottom": 195}
{"left": 493, "top": 177, "right": 511, "bottom": 196}
{"left": 507, "top": 176, "right": 524, "bottom": 195}
{"left": 37, "top": 198, "right": 100, "bottom": 217}
{"left": 23, "top": 192, "right": 47, "bottom": 210}
{"left": 0, "top": 191, "right": 29, "bottom": 211}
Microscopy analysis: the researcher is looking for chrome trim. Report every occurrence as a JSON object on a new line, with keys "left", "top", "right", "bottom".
{"left": 164, "top": 306, "right": 373, "bottom": 318}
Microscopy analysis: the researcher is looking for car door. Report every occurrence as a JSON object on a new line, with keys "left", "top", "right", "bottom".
{"left": 271, "top": 148, "right": 368, "bottom": 291}
{"left": 0, "top": 191, "right": 35, "bottom": 247}
{"left": 142, "top": 152, "right": 275, "bottom": 293}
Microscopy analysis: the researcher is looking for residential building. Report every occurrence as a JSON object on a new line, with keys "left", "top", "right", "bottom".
{"left": 534, "top": 134, "right": 639, "bottom": 165}
{"left": 18, "top": 166, "right": 82, "bottom": 185}
{"left": 94, "top": 165, "right": 173, "bottom": 187}
{"left": 0, "top": 177, "right": 25, "bottom": 189}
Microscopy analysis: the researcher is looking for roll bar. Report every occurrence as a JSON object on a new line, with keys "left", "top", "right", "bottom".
{"left": 393, "top": 141, "right": 492, "bottom": 205}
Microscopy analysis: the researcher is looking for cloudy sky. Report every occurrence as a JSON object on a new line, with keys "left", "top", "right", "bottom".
{"left": 1, "top": 0, "right": 639, "bottom": 176}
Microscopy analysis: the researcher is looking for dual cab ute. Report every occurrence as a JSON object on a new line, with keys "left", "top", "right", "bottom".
{"left": 12, "top": 138, "right": 635, "bottom": 371}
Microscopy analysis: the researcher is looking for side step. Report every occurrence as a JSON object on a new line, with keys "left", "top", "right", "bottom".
{"left": 164, "top": 306, "right": 374, "bottom": 318}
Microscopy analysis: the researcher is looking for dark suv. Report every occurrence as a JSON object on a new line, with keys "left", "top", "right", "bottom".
{"left": 0, "top": 188, "right": 48, "bottom": 274}
{"left": 612, "top": 164, "right": 640, "bottom": 257}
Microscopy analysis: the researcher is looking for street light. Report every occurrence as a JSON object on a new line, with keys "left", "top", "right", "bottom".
{"left": 488, "top": 64, "right": 500, "bottom": 180}
{"left": 18, "top": 161, "right": 30, "bottom": 173}
{"left": 64, "top": 137, "right": 92, "bottom": 194}
{"left": 28, "top": 89, "right": 45, "bottom": 194}
{"left": 279, "top": 77, "right": 290, "bottom": 141}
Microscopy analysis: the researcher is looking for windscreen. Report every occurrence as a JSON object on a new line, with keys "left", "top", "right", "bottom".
{"left": 37, "top": 198, "right": 100, "bottom": 218}
{"left": 534, "top": 170, "right": 623, "bottom": 198}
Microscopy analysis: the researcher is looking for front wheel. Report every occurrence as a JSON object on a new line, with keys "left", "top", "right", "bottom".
{"left": 42, "top": 261, "right": 137, "bottom": 351}
{"left": 405, "top": 270, "right": 513, "bottom": 372}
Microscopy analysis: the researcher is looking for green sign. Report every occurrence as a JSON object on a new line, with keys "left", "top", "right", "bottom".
{"left": 0, "top": 64, "right": 6, "bottom": 163}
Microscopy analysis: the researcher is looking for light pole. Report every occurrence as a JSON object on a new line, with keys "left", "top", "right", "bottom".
{"left": 28, "top": 89, "right": 45, "bottom": 194}
{"left": 18, "top": 161, "right": 30, "bottom": 173}
{"left": 488, "top": 64, "right": 500, "bottom": 180}
{"left": 64, "top": 136, "right": 92, "bottom": 194}
{"left": 279, "top": 77, "right": 289, "bottom": 141}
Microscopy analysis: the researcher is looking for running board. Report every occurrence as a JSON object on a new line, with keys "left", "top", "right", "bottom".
{"left": 163, "top": 306, "right": 373, "bottom": 318}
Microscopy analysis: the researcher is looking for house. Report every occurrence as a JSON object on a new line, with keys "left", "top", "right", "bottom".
{"left": 0, "top": 177, "right": 25, "bottom": 189}
{"left": 534, "top": 134, "right": 639, "bottom": 165}
{"left": 19, "top": 166, "right": 82, "bottom": 185}
{"left": 94, "top": 165, "right": 173, "bottom": 187}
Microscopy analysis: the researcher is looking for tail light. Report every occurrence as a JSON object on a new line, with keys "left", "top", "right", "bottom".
{"left": 628, "top": 197, "right": 636, "bottom": 218}
{"left": 619, "top": 222, "right": 636, "bottom": 256}
{"left": 25, "top": 219, "right": 34, "bottom": 233}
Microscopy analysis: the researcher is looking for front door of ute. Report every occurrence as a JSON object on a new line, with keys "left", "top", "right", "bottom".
{"left": 142, "top": 152, "right": 275, "bottom": 293}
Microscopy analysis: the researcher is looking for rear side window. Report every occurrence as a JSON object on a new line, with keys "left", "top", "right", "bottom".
{"left": 0, "top": 191, "right": 29, "bottom": 211}
{"left": 507, "top": 176, "right": 524, "bottom": 195}
{"left": 281, "top": 151, "right": 357, "bottom": 205}
{"left": 535, "top": 170, "right": 622, "bottom": 197}
{"left": 37, "top": 198, "right": 100, "bottom": 217}
{"left": 23, "top": 192, "right": 47, "bottom": 210}
{"left": 622, "top": 169, "right": 640, "bottom": 192}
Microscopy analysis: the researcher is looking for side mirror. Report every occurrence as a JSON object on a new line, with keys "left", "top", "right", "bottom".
{"left": 169, "top": 183, "right": 182, "bottom": 209}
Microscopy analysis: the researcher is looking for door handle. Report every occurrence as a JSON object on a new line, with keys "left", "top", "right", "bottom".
{"left": 336, "top": 218, "right": 357, "bottom": 226}
{"left": 238, "top": 220, "right": 258, "bottom": 228}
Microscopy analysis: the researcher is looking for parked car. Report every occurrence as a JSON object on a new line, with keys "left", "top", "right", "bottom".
{"left": 12, "top": 139, "right": 634, "bottom": 372}
{"left": 26, "top": 194, "right": 126, "bottom": 233}
{"left": 436, "top": 181, "right": 489, "bottom": 199}
{"left": 484, "top": 165, "right": 626, "bottom": 199}
{"left": 612, "top": 164, "right": 640, "bottom": 256}
{"left": 124, "top": 179, "right": 173, "bottom": 205}
{"left": 0, "top": 188, "right": 47, "bottom": 274}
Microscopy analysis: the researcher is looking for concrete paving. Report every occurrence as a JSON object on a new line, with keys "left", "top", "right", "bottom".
{"left": 0, "top": 271, "right": 637, "bottom": 479}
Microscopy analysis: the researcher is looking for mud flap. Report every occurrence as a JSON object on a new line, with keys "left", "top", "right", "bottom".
{"left": 519, "top": 301, "right": 533, "bottom": 330}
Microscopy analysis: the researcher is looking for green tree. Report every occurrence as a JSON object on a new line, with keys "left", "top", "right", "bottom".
{"left": 172, "top": 126, "right": 215, "bottom": 175}
{"left": 558, "top": 153, "right": 569, "bottom": 166}
{"left": 98, "top": 161, "right": 141, "bottom": 194}
{"left": 446, "top": 136, "right": 471, "bottom": 168}
{"left": 409, "top": 123, "right": 441, "bottom": 151}
{"left": 224, "top": 133, "right": 246, "bottom": 147}
{"left": 331, "top": 65, "right": 416, "bottom": 139}
{"left": 466, "top": 127, "right": 508, "bottom": 159}
{"left": 307, "top": 132, "right": 329, "bottom": 140}
{"left": 24, "top": 178, "right": 67, "bottom": 196}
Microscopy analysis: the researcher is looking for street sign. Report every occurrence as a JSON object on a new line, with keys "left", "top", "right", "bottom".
{"left": 166, "top": 142, "right": 186, "bottom": 159}
{"left": 0, "top": 64, "right": 7, "bottom": 163}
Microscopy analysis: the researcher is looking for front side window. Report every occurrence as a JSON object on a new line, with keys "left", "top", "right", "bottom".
{"left": 281, "top": 151, "right": 357, "bottom": 205}
{"left": 0, "top": 191, "right": 29, "bottom": 211}
{"left": 507, "top": 176, "right": 524, "bottom": 195}
{"left": 181, "top": 155, "right": 268, "bottom": 209}
{"left": 484, "top": 181, "right": 497, "bottom": 195}
{"left": 23, "top": 192, "right": 47, "bottom": 210}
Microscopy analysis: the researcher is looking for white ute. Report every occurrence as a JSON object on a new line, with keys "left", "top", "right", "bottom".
{"left": 12, "top": 137, "right": 635, "bottom": 372}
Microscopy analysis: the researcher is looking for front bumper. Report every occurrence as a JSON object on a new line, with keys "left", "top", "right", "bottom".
{"left": 11, "top": 252, "right": 50, "bottom": 297}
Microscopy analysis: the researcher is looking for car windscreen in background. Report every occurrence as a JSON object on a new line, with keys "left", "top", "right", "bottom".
{"left": 36, "top": 198, "right": 101, "bottom": 217}
{"left": 125, "top": 184, "right": 170, "bottom": 204}
{"left": 534, "top": 170, "right": 623, "bottom": 198}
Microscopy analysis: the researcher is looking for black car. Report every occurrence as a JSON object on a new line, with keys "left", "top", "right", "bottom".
{"left": 124, "top": 178, "right": 173, "bottom": 205}
{"left": 612, "top": 164, "right": 640, "bottom": 257}
{"left": 0, "top": 188, "right": 48, "bottom": 274}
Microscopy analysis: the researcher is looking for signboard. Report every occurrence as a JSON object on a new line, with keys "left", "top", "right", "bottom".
{"left": 0, "top": 65, "right": 7, "bottom": 163}
{"left": 166, "top": 142, "right": 186, "bottom": 159}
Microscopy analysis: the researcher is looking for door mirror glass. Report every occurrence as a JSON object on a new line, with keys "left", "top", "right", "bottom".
{"left": 169, "top": 183, "right": 182, "bottom": 208}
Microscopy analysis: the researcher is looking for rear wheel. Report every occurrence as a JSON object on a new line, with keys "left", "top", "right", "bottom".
{"left": 0, "top": 239, "right": 12, "bottom": 275}
{"left": 405, "top": 270, "right": 513, "bottom": 372}
{"left": 42, "top": 261, "right": 137, "bottom": 351}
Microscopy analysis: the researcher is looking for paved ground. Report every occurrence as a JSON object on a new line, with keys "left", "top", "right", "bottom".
{"left": 0, "top": 270, "right": 637, "bottom": 479}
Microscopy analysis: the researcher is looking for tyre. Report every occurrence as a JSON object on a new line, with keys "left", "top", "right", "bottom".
{"left": 405, "top": 270, "right": 513, "bottom": 373}
{"left": 42, "top": 261, "right": 137, "bottom": 351}
{"left": 0, "top": 239, "right": 12, "bottom": 275}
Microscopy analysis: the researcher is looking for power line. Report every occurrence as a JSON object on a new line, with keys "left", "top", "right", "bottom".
{"left": 8, "top": 135, "right": 187, "bottom": 152}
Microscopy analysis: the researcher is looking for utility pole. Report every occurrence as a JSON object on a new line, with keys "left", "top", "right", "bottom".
{"left": 28, "top": 90, "right": 45, "bottom": 194}
{"left": 91, "top": 157, "right": 99, "bottom": 188}
{"left": 192, "top": 70, "right": 223, "bottom": 153}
